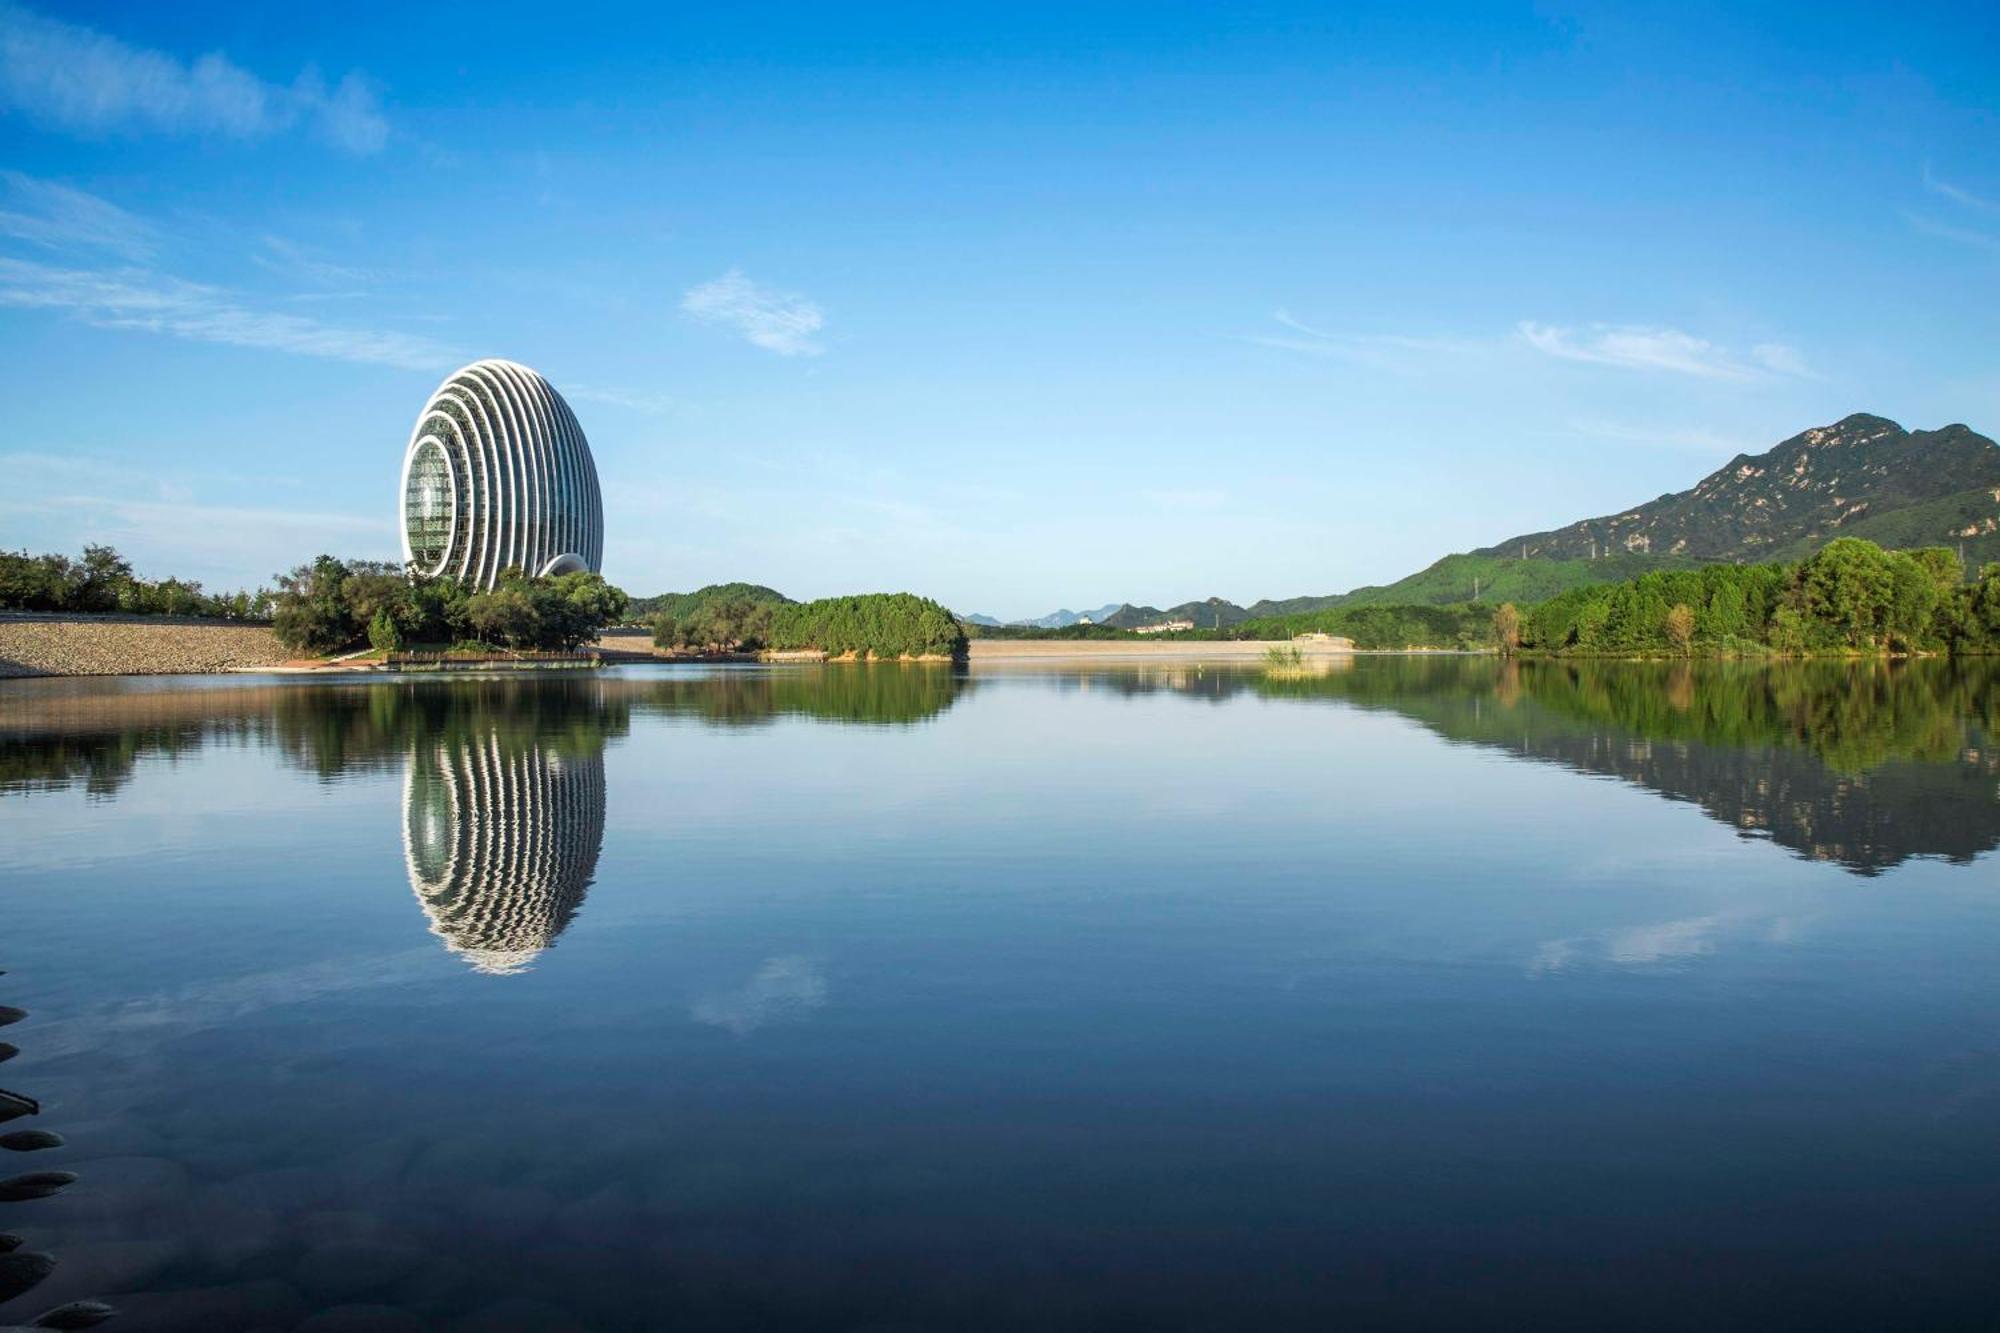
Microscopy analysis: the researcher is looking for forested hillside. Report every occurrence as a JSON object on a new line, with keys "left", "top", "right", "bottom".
{"left": 1239, "top": 414, "right": 2000, "bottom": 614}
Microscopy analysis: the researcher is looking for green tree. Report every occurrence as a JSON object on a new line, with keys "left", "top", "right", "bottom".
{"left": 464, "top": 584, "right": 538, "bottom": 647}
{"left": 1792, "top": 538, "right": 1897, "bottom": 649}
{"left": 73, "top": 544, "right": 134, "bottom": 612}
{"left": 272, "top": 555, "right": 362, "bottom": 653}
{"left": 1701, "top": 579, "right": 1749, "bottom": 643}
{"left": 369, "top": 609, "right": 403, "bottom": 652}
{"left": 1965, "top": 564, "right": 2000, "bottom": 650}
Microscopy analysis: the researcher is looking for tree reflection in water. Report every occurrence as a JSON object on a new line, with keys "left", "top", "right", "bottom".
{"left": 1, "top": 658, "right": 1993, "bottom": 882}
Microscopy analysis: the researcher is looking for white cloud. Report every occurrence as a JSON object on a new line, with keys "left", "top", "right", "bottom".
{"left": 0, "top": 1, "right": 387, "bottom": 153}
{"left": 293, "top": 66, "right": 388, "bottom": 155}
{"left": 681, "top": 268, "right": 825, "bottom": 356}
{"left": 0, "top": 255, "right": 459, "bottom": 370}
{"left": 1517, "top": 321, "right": 1808, "bottom": 381}
{"left": 1528, "top": 906, "right": 1809, "bottom": 977}
{"left": 0, "top": 168, "right": 156, "bottom": 259}
{"left": 691, "top": 956, "right": 827, "bottom": 1035}
{"left": 1604, "top": 914, "right": 1723, "bottom": 965}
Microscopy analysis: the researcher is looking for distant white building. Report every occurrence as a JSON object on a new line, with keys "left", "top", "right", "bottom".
{"left": 1134, "top": 618, "right": 1195, "bottom": 635}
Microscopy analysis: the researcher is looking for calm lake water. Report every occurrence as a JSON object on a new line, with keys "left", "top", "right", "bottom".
{"left": 2, "top": 656, "right": 1998, "bottom": 1331}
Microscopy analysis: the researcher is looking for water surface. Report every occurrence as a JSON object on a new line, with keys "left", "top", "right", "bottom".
{"left": 3, "top": 657, "right": 1998, "bottom": 1330}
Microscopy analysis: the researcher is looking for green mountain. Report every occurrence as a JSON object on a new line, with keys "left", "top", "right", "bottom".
{"left": 1475, "top": 414, "right": 1999, "bottom": 562}
{"left": 1101, "top": 597, "right": 1251, "bottom": 629}
{"left": 627, "top": 582, "right": 792, "bottom": 621}
{"left": 1302, "top": 414, "right": 2000, "bottom": 609}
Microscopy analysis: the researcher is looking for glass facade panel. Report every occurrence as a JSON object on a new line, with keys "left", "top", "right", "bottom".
{"left": 403, "top": 438, "right": 454, "bottom": 573}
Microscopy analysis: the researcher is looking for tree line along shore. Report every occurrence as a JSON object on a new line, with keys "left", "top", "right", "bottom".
{"left": 1, "top": 549, "right": 969, "bottom": 667}
{"left": 978, "top": 539, "right": 2000, "bottom": 658}
{"left": 7, "top": 536, "right": 2000, "bottom": 675}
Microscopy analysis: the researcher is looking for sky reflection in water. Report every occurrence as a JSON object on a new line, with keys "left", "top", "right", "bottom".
{"left": 1, "top": 658, "right": 1998, "bottom": 1331}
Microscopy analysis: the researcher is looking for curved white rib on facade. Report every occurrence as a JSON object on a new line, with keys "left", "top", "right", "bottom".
{"left": 398, "top": 358, "right": 603, "bottom": 590}
{"left": 402, "top": 734, "right": 606, "bottom": 974}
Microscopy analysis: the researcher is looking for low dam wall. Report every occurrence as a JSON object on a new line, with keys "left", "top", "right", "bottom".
{"left": 0, "top": 613, "right": 291, "bottom": 678}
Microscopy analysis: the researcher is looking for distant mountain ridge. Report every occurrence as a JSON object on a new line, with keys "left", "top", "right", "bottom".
{"left": 1001, "top": 603, "right": 1124, "bottom": 628}
{"left": 1041, "top": 414, "right": 2000, "bottom": 622}
{"left": 1100, "top": 597, "right": 1253, "bottom": 630}
{"left": 1474, "top": 414, "right": 2000, "bottom": 563}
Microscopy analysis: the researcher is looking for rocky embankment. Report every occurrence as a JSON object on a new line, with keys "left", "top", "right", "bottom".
{"left": 0, "top": 614, "right": 290, "bottom": 678}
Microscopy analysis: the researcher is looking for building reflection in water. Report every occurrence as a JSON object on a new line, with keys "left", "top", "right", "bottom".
{"left": 402, "top": 732, "right": 606, "bottom": 974}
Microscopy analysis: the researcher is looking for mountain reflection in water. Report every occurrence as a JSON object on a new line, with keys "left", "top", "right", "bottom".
{"left": 2, "top": 656, "right": 1994, "bottom": 886}
{"left": 5, "top": 657, "right": 2000, "bottom": 1329}
{"left": 1060, "top": 655, "right": 1999, "bottom": 874}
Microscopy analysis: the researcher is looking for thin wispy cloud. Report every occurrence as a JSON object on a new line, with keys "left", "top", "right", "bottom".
{"left": 0, "top": 0, "right": 388, "bottom": 153}
{"left": 1243, "top": 310, "right": 1484, "bottom": 369}
{"left": 1252, "top": 311, "right": 1807, "bottom": 383}
{"left": 1140, "top": 486, "right": 1228, "bottom": 510}
{"left": 0, "top": 169, "right": 156, "bottom": 259}
{"left": 0, "top": 256, "right": 458, "bottom": 371}
{"left": 1748, "top": 342, "right": 1811, "bottom": 377}
{"left": 1904, "top": 166, "right": 1999, "bottom": 253}
{"left": 0, "top": 449, "right": 394, "bottom": 589}
{"left": 563, "top": 383, "right": 676, "bottom": 415}
{"left": 1922, "top": 164, "right": 1997, "bottom": 213}
{"left": 1517, "top": 322, "right": 1810, "bottom": 381}
{"left": 1566, "top": 419, "right": 1758, "bottom": 456}
{"left": 252, "top": 234, "right": 374, "bottom": 288}
{"left": 681, "top": 268, "right": 825, "bottom": 356}
{"left": 1904, "top": 210, "right": 2000, "bottom": 254}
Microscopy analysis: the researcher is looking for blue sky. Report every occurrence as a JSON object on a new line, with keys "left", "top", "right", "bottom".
{"left": 1, "top": 1, "right": 1996, "bottom": 616}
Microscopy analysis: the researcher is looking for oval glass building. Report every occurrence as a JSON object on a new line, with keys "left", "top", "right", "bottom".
{"left": 398, "top": 359, "right": 603, "bottom": 589}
